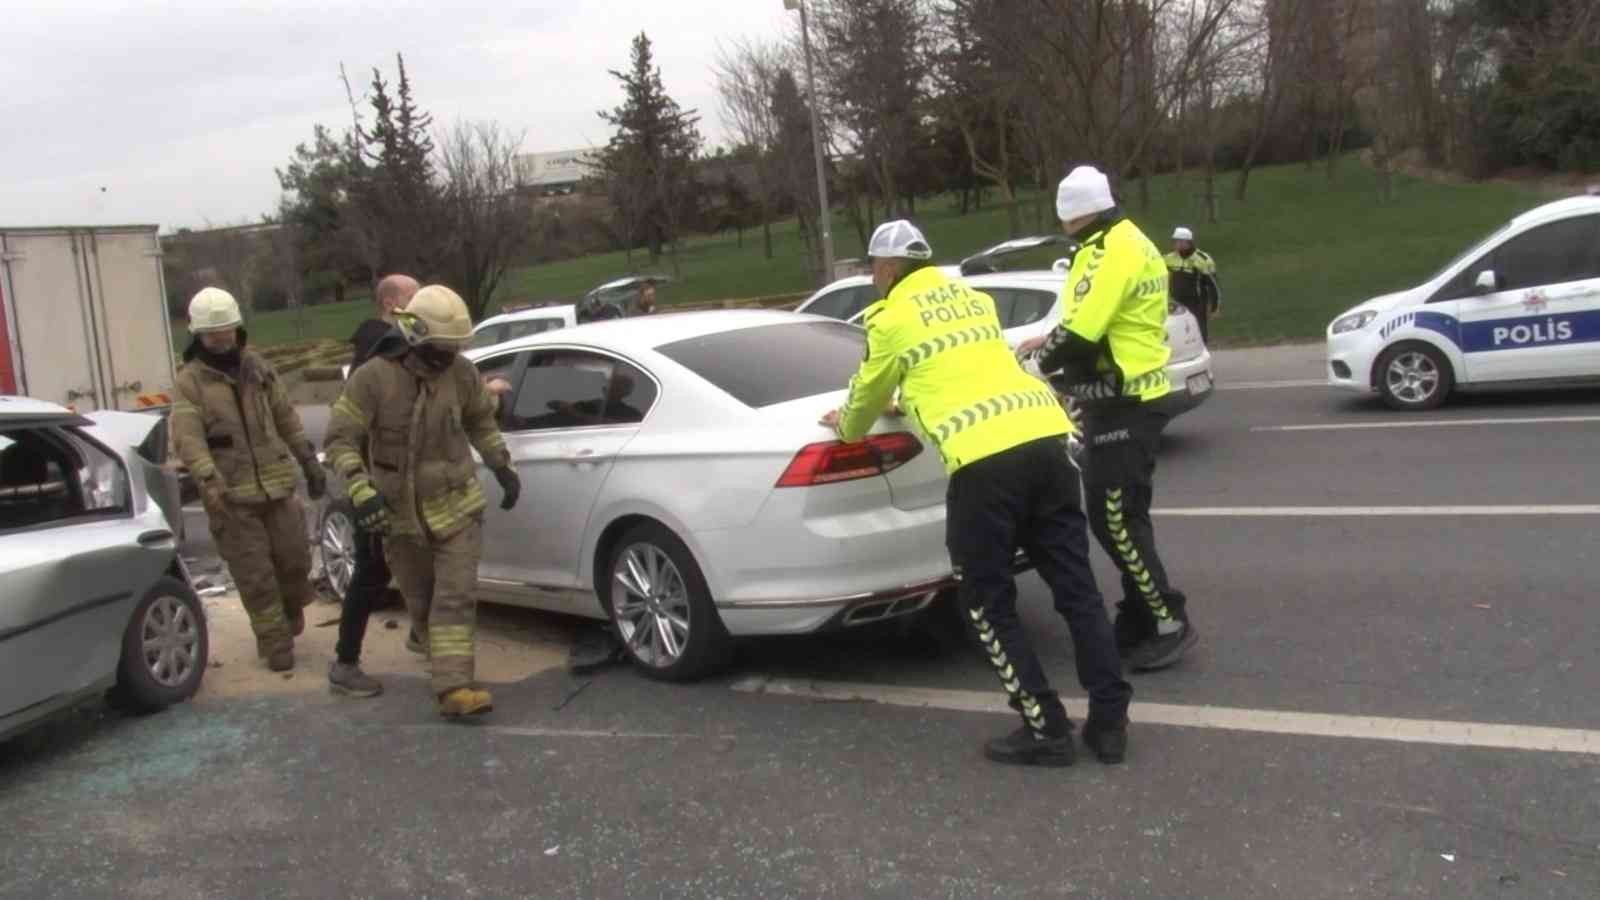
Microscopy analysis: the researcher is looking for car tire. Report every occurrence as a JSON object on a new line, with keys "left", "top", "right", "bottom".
{"left": 319, "top": 498, "right": 358, "bottom": 600}
{"left": 1375, "top": 342, "right": 1453, "bottom": 411}
{"left": 602, "top": 522, "right": 729, "bottom": 682}
{"left": 110, "top": 576, "right": 209, "bottom": 713}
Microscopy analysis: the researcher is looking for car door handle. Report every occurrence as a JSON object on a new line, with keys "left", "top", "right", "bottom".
{"left": 138, "top": 529, "right": 175, "bottom": 546}
{"left": 564, "top": 448, "right": 597, "bottom": 463}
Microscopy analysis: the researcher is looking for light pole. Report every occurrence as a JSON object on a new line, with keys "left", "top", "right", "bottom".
{"left": 784, "top": 0, "right": 835, "bottom": 283}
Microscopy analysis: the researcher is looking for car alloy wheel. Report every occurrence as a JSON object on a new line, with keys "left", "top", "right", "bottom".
{"left": 610, "top": 542, "right": 692, "bottom": 668}
{"left": 320, "top": 505, "right": 356, "bottom": 599}
{"left": 1385, "top": 350, "right": 1440, "bottom": 405}
{"left": 141, "top": 592, "right": 201, "bottom": 688}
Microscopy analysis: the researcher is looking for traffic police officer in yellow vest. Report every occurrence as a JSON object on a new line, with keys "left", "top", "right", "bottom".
{"left": 1165, "top": 226, "right": 1221, "bottom": 342}
{"left": 171, "top": 287, "right": 326, "bottom": 672}
{"left": 1020, "top": 166, "right": 1199, "bottom": 671}
{"left": 323, "top": 285, "right": 521, "bottom": 719}
{"left": 823, "top": 220, "right": 1132, "bottom": 767}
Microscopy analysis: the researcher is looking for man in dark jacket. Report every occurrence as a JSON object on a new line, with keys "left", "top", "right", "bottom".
{"left": 327, "top": 274, "right": 418, "bottom": 698}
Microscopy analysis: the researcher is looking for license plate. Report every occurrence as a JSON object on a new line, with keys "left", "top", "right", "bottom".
{"left": 1186, "top": 373, "right": 1213, "bottom": 394}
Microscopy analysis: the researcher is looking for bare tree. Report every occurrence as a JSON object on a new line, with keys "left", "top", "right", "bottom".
{"left": 714, "top": 38, "right": 784, "bottom": 259}
{"left": 434, "top": 121, "right": 533, "bottom": 320}
{"left": 1234, "top": 0, "right": 1307, "bottom": 201}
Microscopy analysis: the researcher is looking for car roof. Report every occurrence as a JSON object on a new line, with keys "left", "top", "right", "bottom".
{"left": 1510, "top": 195, "right": 1600, "bottom": 229}
{"left": 0, "top": 395, "right": 90, "bottom": 427}
{"left": 476, "top": 304, "right": 575, "bottom": 329}
{"left": 465, "top": 309, "right": 837, "bottom": 362}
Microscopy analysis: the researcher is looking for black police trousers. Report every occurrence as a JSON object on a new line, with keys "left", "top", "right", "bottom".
{"left": 1079, "top": 400, "right": 1188, "bottom": 641}
{"left": 336, "top": 530, "right": 391, "bottom": 665}
{"left": 946, "top": 436, "right": 1132, "bottom": 728}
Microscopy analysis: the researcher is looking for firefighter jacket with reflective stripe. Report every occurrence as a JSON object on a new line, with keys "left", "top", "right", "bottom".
{"left": 1164, "top": 249, "right": 1220, "bottom": 312}
{"left": 171, "top": 349, "right": 314, "bottom": 505}
{"left": 324, "top": 348, "right": 510, "bottom": 540}
{"left": 1041, "top": 215, "right": 1172, "bottom": 405}
{"left": 836, "top": 266, "right": 1072, "bottom": 474}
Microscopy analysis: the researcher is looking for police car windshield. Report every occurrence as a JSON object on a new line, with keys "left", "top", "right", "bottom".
{"left": 657, "top": 321, "right": 867, "bottom": 408}
{"left": 1428, "top": 222, "right": 1513, "bottom": 283}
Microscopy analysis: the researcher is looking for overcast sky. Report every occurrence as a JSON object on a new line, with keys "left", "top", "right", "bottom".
{"left": 1, "top": 1, "right": 794, "bottom": 232}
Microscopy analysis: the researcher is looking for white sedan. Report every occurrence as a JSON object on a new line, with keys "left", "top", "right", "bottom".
{"left": 795, "top": 236, "right": 1214, "bottom": 412}
{"left": 322, "top": 311, "right": 976, "bottom": 681}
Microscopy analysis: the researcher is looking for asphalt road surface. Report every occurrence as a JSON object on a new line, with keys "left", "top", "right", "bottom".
{"left": 4, "top": 345, "right": 1599, "bottom": 898}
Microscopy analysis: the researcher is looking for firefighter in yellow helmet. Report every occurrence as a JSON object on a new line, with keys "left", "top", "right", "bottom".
{"left": 170, "top": 287, "right": 325, "bottom": 672}
{"left": 822, "top": 220, "right": 1132, "bottom": 768}
{"left": 323, "top": 284, "right": 520, "bottom": 719}
{"left": 1019, "top": 166, "right": 1198, "bottom": 672}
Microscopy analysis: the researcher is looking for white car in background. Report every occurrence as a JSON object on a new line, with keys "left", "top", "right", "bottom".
{"left": 1327, "top": 195, "right": 1600, "bottom": 410}
{"left": 795, "top": 235, "right": 1215, "bottom": 413}
{"left": 470, "top": 304, "right": 578, "bottom": 350}
{"left": 320, "top": 311, "right": 995, "bottom": 681}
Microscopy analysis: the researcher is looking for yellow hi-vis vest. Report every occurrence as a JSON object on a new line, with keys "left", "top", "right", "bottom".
{"left": 1059, "top": 217, "right": 1173, "bottom": 403}
{"left": 836, "top": 266, "right": 1071, "bottom": 473}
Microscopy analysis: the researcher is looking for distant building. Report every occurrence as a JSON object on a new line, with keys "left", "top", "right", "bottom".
{"left": 515, "top": 148, "right": 603, "bottom": 196}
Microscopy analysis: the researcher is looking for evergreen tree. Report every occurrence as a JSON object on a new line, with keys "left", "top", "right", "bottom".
{"left": 597, "top": 33, "right": 702, "bottom": 264}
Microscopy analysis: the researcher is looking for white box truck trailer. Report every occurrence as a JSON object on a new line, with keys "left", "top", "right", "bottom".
{"left": 0, "top": 225, "right": 177, "bottom": 411}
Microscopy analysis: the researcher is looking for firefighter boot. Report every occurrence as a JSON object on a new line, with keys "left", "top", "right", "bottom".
{"left": 983, "top": 694, "right": 1075, "bottom": 767}
{"left": 267, "top": 646, "right": 295, "bottom": 672}
{"left": 438, "top": 687, "right": 493, "bottom": 719}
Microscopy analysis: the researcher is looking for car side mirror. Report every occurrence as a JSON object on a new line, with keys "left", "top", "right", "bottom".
{"left": 1052, "top": 258, "right": 1071, "bottom": 274}
{"left": 1474, "top": 269, "right": 1498, "bottom": 293}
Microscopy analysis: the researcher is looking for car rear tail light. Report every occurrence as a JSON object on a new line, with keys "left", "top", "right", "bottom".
{"left": 776, "top": 432, "right": 924, "bottom": 487}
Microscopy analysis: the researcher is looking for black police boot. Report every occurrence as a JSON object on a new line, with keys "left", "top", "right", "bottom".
{"left": 1082, "top": 716, "right": 1128, "bottom": 764}
{"left": 983, "top": 694, "right": 1076, "bottom": 767}
{"left": 1112, "top": 599, "right": 1152, "bottom": 653}
{"left": 1125, "top": 592, "right": 1197, "bottom": 672}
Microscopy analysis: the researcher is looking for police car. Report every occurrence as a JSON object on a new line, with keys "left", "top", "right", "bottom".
{"left": 1327, "top": 196, "right": 1600, "bottom": 410}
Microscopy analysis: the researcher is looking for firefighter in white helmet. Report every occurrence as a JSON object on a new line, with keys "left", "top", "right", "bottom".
{"left": 170, "top": 287, "right": 325, "bottom": 672}
{"left": 323, "top": 284, "right": 520, "bottom": 719}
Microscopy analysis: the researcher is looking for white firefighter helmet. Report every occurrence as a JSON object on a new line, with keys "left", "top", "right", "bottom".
{"left": 1172, "top": 226, "right": 1195, "bottom": 242}
{"left": 187, "top": 287, "right": 243, "bottom": 334}
{"left": 396, "top": 284, "right": 474, "bottom": 348}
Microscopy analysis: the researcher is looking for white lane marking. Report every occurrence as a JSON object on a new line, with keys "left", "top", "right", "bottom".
{"left": 731, "top": 677, "right": 1600, "bottom": 756}
{"left": 1152, "top": 505, "right": 1600, "bottom": 517}
{"left": 1252, "top": 415, "right": 1600, "bottom": 432}
{"left": 1216, "top": 379, "right": 1328, "bottom": 391}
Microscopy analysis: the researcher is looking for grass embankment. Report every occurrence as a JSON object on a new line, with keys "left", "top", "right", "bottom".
{"left": 239, "top": 156, "right": 1546, "bottom": 351}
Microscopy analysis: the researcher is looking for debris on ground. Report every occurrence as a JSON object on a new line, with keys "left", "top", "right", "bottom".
{"left": 568, "top": 626, "right": 625, "bottom": 674}
{"left": 384, "top": 619, "right": 400, "bottom": 630}
{"left": 554, "top": 679, "right": 592, "bottom": 712}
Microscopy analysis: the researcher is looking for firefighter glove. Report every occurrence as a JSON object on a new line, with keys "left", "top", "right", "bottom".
{"left": 349, "top": 478, "right": 391, "bottom": 534}
{"left": 492, "top": 466, "right": 521, "bottom": 511}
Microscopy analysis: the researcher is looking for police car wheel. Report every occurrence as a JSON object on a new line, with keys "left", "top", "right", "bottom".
{"left": 1376, "top": 343, "right": 1452, "bottom": 411}
{"left": 602, "top": 522, "right": 729, "bottom": 682}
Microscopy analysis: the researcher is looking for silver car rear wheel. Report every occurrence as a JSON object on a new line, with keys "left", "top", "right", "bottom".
{"left": 611, "top": 543, "right": 692, "bottom": 668}
{"left": 320, "top": 502, "right": 357, "bottom": 599}
{"left": 113, "top": 575, "right": 209, "bottom": 713}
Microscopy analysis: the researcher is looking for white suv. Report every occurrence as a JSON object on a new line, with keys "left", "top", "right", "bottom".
{"left": 795, "top": 236, "right": 1214, "bottom": 414}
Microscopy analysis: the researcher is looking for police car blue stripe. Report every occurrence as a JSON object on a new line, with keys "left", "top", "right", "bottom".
{"left": 1381, "top": 307, "right": 1600, "bottom": 354}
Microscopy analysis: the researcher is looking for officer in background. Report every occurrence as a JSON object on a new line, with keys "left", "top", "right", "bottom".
{"left": 171, "top": 288, "right": 325, "bottom": 672}
{"left": 1165, "top": 226, "right": 1221, "bottom": 342}
{"left": 822, "top": 220, "right": 1131, "bottom": 768}
{"left": 327, "top": 273, "right": 419, "bottom": 699}
{"left": 1019, "top": 166, "right": 1199, "bottom": 672}
{"left": 323, "top": 285, "right": 522, "bottom": 719}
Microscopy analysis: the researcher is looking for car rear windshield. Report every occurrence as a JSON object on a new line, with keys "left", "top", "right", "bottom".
{"left": 656, "top": 321, "right": 866, "bottom": 408}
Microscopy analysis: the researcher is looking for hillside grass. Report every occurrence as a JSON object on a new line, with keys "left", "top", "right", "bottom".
{"left": 239, "top": 156, "right": 1547, "bottom": 349}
